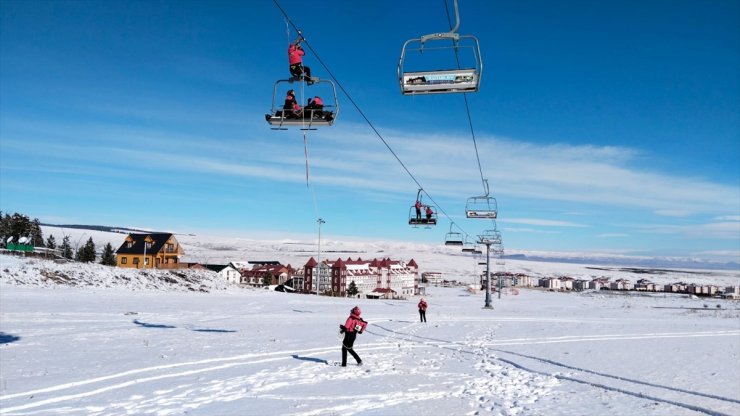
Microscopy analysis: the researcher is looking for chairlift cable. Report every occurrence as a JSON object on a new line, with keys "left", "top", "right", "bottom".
{"left": 444, "top": 0, "right": 498, "bottom": 230}
{"left": 272, "top": 0, "right": 470, "bottom": 239}
{"left": 444, "top": 0, "right": 486, "bottom": 195}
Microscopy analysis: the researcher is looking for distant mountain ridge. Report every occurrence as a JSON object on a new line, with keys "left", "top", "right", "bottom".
{"left": 506, "top": 253, "right": 739, "bottom": 271}
{"left": 40, "top": 223, "right": 168, "bottom": 234}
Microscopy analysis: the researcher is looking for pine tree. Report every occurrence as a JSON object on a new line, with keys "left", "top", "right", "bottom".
{"left": 30, "top": 219, "right": 43, "bottom": 246}
{"left": 78, "top": 237, "right": 96, "bottom": 262}
{"left": 347, "top": 281, "right": 358, "bottom": 297}
{"left": 61, "top": 235, "right": 73, "bottom": 259}
{"left": 46, "top": 234, "right": 57, "bottom": 249}
{"left": 100, "top": 243, "right": 116, "bottom": 266}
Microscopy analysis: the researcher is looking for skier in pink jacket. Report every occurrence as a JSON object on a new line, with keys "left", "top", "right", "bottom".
{"left": 288, "top": 33, "right": 312, "bottom": 84}
{"left": 339, "top": 306, "right": 367, "bottom": 367}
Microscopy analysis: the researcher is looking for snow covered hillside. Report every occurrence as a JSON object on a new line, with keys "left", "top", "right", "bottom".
{"left": 35, "top": 225, "right": 740, "bottom": 288}
{"left": 1, "top": 253, "right": 739, "bottom": 415}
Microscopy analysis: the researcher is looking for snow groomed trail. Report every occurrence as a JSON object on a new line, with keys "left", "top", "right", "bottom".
{"left": 1, "top": 286, "right": 739, "bottom": 415}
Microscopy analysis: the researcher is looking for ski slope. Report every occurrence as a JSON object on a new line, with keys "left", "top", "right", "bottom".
{"left": 1, "top": 260, "right": 739, "bottom": 415}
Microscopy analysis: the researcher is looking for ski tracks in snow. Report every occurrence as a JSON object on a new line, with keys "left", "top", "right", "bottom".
{"left": 2, "top": 321, "right": 738, "bottom": 415}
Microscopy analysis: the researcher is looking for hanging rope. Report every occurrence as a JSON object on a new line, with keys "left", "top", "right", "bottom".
{"left": 303, "top": 130, "right": 320, "bottom": 220}
{"left": 285, "top": 15, "right": 320, "bottom": 221}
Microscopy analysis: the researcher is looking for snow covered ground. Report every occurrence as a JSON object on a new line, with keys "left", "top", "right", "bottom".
{"left": 1, "top": 254, "right": 739, "bottom": 416}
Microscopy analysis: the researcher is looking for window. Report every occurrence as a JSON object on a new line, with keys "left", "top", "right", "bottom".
{"left": 133, "top": 258, "right": 139, "bottom": 265}
{"left": 145, "top": 242, "right": 152, "bottom": 250}
{"left": 127, "top": 242, "right": 133, "bottom": 248}
{"left": 166, "top": 243, "right": 175, "bottom": 253}
{"left": 121, "top": 257, "right": 128, "bottom": 264}
{"left": 144, "top": 258, "right": 149, "bottom": 266}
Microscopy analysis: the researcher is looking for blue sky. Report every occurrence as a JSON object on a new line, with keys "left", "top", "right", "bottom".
{"left": 1, "top": 0, "right": 738, "bottom": 261}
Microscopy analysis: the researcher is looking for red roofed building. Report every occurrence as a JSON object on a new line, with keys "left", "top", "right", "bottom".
{"left": 240, "top": 263, "right": 294, "bottom": 286}
{"left": 303, "top": 257, "right": 420, "bottom": 297}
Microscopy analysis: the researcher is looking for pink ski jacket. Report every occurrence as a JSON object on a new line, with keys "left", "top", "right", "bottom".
{"left": 344, "top": 307, "right": 368, "bottom": 333}
{"left": 288, "top": 44, "right": 305, "bottom": 65}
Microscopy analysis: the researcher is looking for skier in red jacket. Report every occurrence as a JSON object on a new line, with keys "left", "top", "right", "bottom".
{"left": 288, "top": 33, "right": 313, "bottom": 84}
{"left": 339, "top": 306, "right": 367, "bottom": 367}
{"left": 418, "top": 298, "right": 428, "bottom": 322}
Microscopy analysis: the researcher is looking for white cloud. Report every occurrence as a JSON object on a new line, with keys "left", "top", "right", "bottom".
{"left": 715, "top": 215, "right": 740, "bottom": 222}
{"left": 636, "top": 221, "right": 740, "bottom": 240}
{"left": 503, "top": 218, "right": 588, "bottom": 228}
{"left": 502, "top": 227, "right": 561, "bottom": 234}
{"left": 598, "top": 233, "right": 629, "bottom": 238}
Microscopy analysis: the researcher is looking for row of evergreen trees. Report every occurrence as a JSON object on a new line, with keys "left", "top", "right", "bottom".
{"left": 1, "top": 211, "right": 117, "bottom": 266}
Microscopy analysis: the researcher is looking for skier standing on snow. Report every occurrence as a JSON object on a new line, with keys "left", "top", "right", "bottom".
{"left": 418, "top": 298, "right": 428, "bottom": 322}
{"left": 339, "top": 306, "right": 367, "bottom": 367}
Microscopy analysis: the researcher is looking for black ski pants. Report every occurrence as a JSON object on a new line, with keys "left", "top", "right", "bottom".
{"left": 341, "top": 331, "right": 362, "bottom": 366}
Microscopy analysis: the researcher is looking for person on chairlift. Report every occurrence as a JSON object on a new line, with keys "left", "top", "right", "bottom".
{"left": 288, "top": 33, "right": 313, "bottom": 84}
{"left": 284, "top": 90, "right": 303, "bottom": 118}
{"left": 415, "top": 199, "right": 422, "bottom": 222}
{"left": 305, "top": 96, "right": 324, "bottom": 118}
{"left": 425, "top": 206, "right": 434, "bottom": 222}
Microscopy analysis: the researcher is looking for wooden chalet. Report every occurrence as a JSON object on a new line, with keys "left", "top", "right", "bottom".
{"left": 115, "top": 233, "right": 184, "bottom": 269}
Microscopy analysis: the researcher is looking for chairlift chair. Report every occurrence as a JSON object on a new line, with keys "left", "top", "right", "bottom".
{"left": 265, "top": 79, "right": 339, "bottom": 130}
{"left": 465, "top": 195, "right": 497, "bottom": 219}
{"left": 461, "top": 240, "right": 475, "bottom": 252}
{"left": 398, "top": 0, "right": 482, "bottom": 95}
{"left": 444, "top": 225, "right": 464, "bottom": 246}
{"left": 408, "top": 206, "right": 437, "bottom": 228}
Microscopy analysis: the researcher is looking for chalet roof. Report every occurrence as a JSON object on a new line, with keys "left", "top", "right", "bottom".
{"left": 305, "top": 257, "right": 318, "bottom": 267}
{"left": 407, "top": 259, "right": 418, "bottom": 267}
{"left": 116, "top": 233, "right": 175, "bottom": 255}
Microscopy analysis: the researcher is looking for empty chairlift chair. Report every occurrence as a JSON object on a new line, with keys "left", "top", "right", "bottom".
{"left": 465, "top": 195, "right": 497, "bottom": 219}
{"left": 398, "top": 0, "right": 482, "bottom": 95}
{"left": 445, "top": 226, "right": 464, "bottom": 246}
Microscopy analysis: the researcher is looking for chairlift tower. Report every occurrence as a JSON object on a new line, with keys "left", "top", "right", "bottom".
{"left": 477, "top": 233, "right": 497, "bottom": 309}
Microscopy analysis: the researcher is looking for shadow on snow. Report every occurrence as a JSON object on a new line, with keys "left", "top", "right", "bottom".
{"left": 132, "top": 319, "right": 236, "bottom": 333}
{"left": 292, "top": 354, "right": 329, "bottom": 365}
{"left": 0, "top": 332, "right": 21, "bottom": 344}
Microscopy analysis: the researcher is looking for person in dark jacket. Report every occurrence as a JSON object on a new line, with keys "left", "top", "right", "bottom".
{"left": 283, "top": 89, "right": 302, "bottom": 118}
{"left": 417, "top": 298, "right": 428, "bottom": 322}
{"left": 339, "top": 306, "right": 367, "bottom": 367}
